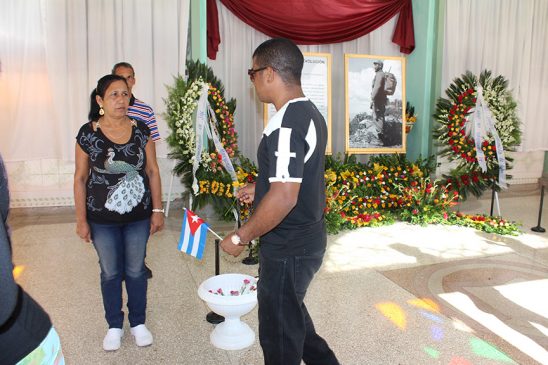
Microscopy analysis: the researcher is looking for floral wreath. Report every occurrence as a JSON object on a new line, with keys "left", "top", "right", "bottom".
{"left": 165, "top": 60, "right": 256, "bottom": 219}
{"left": 433, "top": 70, "right": 521, "bottom": 198}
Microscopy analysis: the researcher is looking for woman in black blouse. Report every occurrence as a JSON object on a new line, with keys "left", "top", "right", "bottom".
{"left": 74, "top": 74, "right": 164, "bottom": 351}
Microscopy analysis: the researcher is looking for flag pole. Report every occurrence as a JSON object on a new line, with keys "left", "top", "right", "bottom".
{"left": 207, "top": 226, "right": 223, "bottom": 241}
{"left": 205, "top": 238, "right": 224, "bottom": 324}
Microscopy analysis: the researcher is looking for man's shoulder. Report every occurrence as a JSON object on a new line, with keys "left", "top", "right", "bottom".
{"left": 283, "top": 99, "right": 317, "bottom": 119}
{"left": 130, "top": 97, "right": 154, "bottom": 112}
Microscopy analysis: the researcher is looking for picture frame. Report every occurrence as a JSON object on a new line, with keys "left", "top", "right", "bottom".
{"left": 263, "top": 52, "right": 332, "bottom": 154}
{"left": 344, "top": 54, "right": 406, "bottom": 154}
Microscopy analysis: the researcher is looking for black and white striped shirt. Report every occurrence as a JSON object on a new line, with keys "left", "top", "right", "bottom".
{"left": 255, "top": 97, "right": 327, "bottom": 255}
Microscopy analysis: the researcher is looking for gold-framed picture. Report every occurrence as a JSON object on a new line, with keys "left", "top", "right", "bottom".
{"left": 345, "top": 54, "right": 406, "bottom": 154}
{"left": 263, "top": 52, "right": 332, "bottom": 154}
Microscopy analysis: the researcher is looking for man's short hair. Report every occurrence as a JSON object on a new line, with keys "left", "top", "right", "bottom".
{"left": 252, "top": 38, "right": 303, "bottom": 85}
{"left": 373, "top": 60, "right": 384, "bottom": 68}
{"left": 112, "top": 62, "right": 135, "bottom": 75}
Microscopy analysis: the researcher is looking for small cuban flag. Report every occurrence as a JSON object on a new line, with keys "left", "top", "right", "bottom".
{"left": 178, "top": 209, "right": 209, "bottom": 260}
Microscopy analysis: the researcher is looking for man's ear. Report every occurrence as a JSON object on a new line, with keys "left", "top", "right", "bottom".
{"left": 266, "top": 66, "right": 276, "bottom": 82}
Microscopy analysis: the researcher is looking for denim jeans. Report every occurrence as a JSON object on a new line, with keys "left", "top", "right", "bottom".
{"left": 258, "top": 249, "right": 339, "bottom": 365}
{"left": 89, "top": 218, "right": 150, "bottom": 328}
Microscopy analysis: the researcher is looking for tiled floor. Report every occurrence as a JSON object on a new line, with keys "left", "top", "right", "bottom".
{"left": 8, "top": 185, "right": 548, "bottom": 365}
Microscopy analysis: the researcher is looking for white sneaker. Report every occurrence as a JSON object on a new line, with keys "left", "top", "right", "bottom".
{"left": 130, "top": 324, "right": 153, "bottom": 347}
{"left": 103, "top": 328, "right": 123, "bottom": 351}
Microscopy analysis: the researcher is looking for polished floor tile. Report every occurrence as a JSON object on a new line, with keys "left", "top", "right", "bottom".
{"left": 7, "top": 186, "right": 548, "bottom": 364}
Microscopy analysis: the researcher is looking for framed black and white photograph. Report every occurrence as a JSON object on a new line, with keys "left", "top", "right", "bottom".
{"left": 345, "top": 54, "right": 406, "bottom": 154}
{"left": 264, "top": 52, "right": 332, "bottom": 154}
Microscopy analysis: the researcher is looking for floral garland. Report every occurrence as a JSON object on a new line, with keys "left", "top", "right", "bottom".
{"left": 166, "top": 60, "right": 256, "bottom": 219}
{"left": 324, "top": 154, "right": 520, "bottom": 236}
{"left": 169, "top": 77, "right": 239, "bottom": 172}
{"left": 433, "top": 70, "right": 521, "bottom": 199}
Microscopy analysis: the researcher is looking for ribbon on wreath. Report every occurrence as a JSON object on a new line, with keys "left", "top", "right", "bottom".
{"left": 191, "top": 83, "right": 237, "bottom": 195}
{"left": 466, "top": 86, "right": 507, "bottom": 188}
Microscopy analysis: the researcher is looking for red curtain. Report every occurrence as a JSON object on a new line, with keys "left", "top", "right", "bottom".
{"left": 207, "top": 0, "right": 221, "bottom": 60}
{"left": 208, "top": 0, "right": 415, "bottom": 59}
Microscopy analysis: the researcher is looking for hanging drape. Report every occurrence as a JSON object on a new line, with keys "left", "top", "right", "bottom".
{"left": 207, "top": 0, "right": 221, "bottom": 60}
{"left": 208, "top": 0, "right": 403, "bottom": 160}
{"left": 208, "top": 0, "right": 414, "bottom": 59}
{"left": 0, "top": 0, "right": 190, "bottom": 162}
{"left": 443, "top": 0, "right": 548, "bottom": 152}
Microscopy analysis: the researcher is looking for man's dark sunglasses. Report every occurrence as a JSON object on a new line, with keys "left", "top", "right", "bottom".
{"left": 247, "top": 67, "right": 268, "bottom": 81}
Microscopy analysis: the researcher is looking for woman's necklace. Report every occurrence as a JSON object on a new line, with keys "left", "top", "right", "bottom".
{"left": 96, "top": 118, "right": 135, "bottom": 142}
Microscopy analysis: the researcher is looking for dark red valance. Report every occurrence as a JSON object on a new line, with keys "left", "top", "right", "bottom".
{"left": 208, "top": 0, "right": 415, "bottom": 59}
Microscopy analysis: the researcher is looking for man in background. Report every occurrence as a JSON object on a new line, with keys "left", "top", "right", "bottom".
{"left": 370, "top": 60, "right": 387, "bottom": 143}
{"left": 112, "top": 62, "right": 160, "bottom": 279}
{"left": 112, "top": 62, "right": 161, "bottom": 142}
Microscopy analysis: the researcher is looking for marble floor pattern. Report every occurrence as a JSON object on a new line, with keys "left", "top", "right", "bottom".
{"left": 7, "top": 184, "right": 548, "bottom": 365}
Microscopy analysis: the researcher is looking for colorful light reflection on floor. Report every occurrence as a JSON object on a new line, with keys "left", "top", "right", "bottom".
{"left": 375, "top": 297, "right": 516, "bottom": 364}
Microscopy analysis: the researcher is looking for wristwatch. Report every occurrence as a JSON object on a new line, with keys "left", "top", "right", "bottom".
{"left": 231, "top": 233, "right": 241, "bottom": 245}
{"left": 152, "top": 208, "right": 165, "bottom": 214}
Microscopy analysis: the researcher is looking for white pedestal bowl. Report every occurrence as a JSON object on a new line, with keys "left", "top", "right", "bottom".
{"left": 197, "top": 273, "right": 258, "bottom": 350}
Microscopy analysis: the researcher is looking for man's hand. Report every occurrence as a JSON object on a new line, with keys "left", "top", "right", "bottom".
{"left": 220, "top": 232, "right": 246, "bottom": 257}
{"left": 236, "top": 183, "right": 255, "bottom": 205}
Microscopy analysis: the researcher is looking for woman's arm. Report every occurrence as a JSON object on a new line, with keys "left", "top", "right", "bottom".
{"left": 145, "top": 140, "right": 164, "bottom": 234}
{"left": 74, "top": 144, "right": 91, "bottom": 242}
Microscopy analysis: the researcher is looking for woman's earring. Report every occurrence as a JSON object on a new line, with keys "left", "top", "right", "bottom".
{"left": 99, "top": 106, "right": 105, "bottom": 116}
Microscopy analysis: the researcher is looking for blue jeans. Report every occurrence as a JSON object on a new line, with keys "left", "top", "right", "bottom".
{"left": 258, "top": 248, "right": 339, "bottom": 365}
{"left": 89, "top": 218, "right": 150, "bottom": 328}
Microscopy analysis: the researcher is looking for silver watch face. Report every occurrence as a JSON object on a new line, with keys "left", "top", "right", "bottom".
{"left": 231, "top": 234, "right": 241, "bottom": 245}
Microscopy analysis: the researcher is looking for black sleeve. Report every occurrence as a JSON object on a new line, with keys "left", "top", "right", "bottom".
{"left": 76, "top": 122, "right": 94, "bottom": 155}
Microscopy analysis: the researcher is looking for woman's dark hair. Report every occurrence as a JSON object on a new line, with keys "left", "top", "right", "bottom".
{"left": 88, "top": 74, "right": 128, "bottom": 121}
{"left": 252, "top": 38, "right": 304, "bottom": 85}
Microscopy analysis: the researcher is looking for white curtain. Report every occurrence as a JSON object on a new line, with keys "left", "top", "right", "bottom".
{"left": 0, "top": 0, "right": 190, "bottom": 162}
{"left": 208, "top": 0, "right": 403, "bottom": 161}
{"left": 443, "top": 0, "right": 548, "bottom": 152}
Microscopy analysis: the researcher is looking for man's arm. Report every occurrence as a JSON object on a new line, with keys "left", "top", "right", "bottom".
{"left": 220, "top": 181, "right": 300, "bottom": 256}
{"left": 0, "top": 214, "right": 17, "bottom": 327}
{"left": 371, "top": 72, "right": 384, "bottom": 100}
{"left": 0, "top": 158, "right": 17, "bottom": 326}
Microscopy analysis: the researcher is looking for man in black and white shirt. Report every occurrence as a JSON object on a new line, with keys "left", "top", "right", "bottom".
{"left": 221, "top": 38, "right": 339, "bottom": 365}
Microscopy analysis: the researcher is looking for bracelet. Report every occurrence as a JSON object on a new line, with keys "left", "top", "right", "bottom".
{"left": 152, "top": 208, "right": 165, "bottom": 213}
